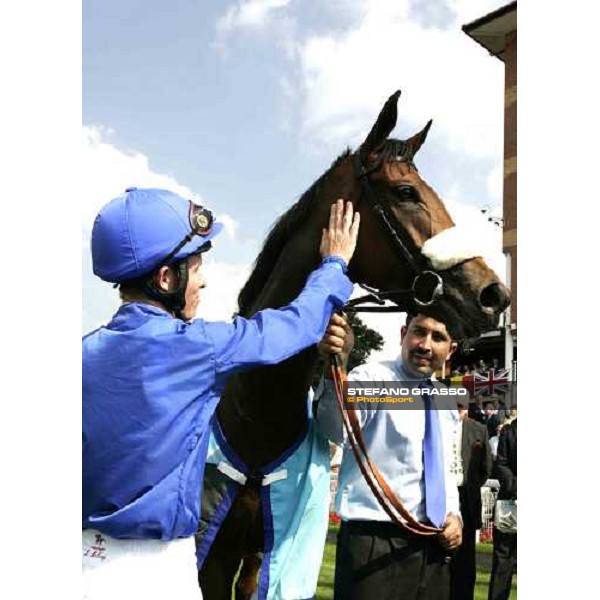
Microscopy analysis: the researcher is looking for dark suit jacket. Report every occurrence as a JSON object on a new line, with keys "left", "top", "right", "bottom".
{"left": 459, "top": 418, "right": 493, "bottom": 530}
{"left": 485, "top": 413, "right": 500, "bottom": 438}
{"left": 494, "top": 419, "right": 517, "bottom": 500}
{"left": 468, "top": 402, "right": 485, "bottom": 424}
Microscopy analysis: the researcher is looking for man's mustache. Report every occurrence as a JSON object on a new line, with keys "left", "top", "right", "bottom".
{"left": 410, "top": 349, "right": 432, "bottom": 359}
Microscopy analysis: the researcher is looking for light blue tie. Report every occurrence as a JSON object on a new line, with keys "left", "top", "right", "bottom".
{"left": 422, "top": 383, "right": 446, "bottom": 527}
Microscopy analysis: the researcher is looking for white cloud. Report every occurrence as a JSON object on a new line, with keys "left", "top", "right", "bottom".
{"left": 82, "top": 126, "right": 196, "bottom": 232}
{"left": 454, "top": 0, "right": 508, "bottom": 25}
{"left": 486, "top": 163, "right": 503, "bottom": 204}
{"left": 216, "top": 0, "right": 292, "bottom": 34}
{"left": 213, "top": 1, "right": 507, "bottom": 164}
{"left": 197, "top": 260, "right": 252, "bottom": 321}
{"left": 81, "top": 126, "right": 238, "bottom": 237}
{"left": 215, "top": 0, "right": 298, "bottom": 60}
{"left": 297, "top": 0, "right": 505, "bottom": 158}
{"left": 216, "top": 214, "right": 240, "bottom": 239}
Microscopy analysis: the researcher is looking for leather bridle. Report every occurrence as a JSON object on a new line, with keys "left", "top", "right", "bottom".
{"left": 349, "top": 143, "right": 445, "bottom": 313}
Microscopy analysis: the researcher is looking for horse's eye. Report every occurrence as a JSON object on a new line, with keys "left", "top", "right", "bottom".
{"left": 394, "top": 185, "right": 418, "bottom": 202}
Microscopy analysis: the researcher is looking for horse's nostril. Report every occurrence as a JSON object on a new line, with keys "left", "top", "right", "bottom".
{"left": 479, "top": 283, "right": 510, "bottom": 312}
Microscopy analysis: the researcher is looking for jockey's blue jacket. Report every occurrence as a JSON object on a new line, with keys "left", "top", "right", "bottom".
{"left": 83, "top": 260, "right": 352, "bottom": 540}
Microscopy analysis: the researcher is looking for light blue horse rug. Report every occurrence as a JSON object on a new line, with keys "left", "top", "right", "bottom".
{"left": 195, "top": 399, "right": 331, "bottom": 600}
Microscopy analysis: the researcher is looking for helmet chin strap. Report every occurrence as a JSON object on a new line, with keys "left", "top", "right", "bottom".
{"left": 143, "top": 260, "right": 190, "bottom": 320}
{"left": 138, "top": 241, "right": 211, "bottom": 320}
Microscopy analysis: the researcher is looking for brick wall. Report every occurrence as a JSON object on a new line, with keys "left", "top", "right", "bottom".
{"left": 503, "top": 30, "right": 517, "bottom": 324}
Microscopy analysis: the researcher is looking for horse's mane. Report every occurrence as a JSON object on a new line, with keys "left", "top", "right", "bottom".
{"left": 237, "top": 149, "right": 351, "bottom": 315}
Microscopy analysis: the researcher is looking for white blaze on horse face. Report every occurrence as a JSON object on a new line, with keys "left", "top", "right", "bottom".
{"left": 420, "top": 226, "right": 494, "bottom": 271}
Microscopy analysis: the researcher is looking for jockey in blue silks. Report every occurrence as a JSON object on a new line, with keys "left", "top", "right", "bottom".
{"left": 82, "top": 188, "right": 360, "bottom": 600}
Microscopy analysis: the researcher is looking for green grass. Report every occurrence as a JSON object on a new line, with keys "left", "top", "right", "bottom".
{"left": 316, "top": 537, "right": 337, "bottom": 600}
{"left": 316, "top": 529, "right": 516, "bottom": 600}
{"left": 476, "top": 542, "right": 494, "bottom": 554}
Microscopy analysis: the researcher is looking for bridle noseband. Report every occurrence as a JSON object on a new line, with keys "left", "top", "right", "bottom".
{"left": 347, "top": 144, "right": 444, "bottom": 313}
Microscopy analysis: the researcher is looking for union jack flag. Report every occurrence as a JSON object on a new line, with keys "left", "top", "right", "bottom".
{"left": 464, "top": 368, "right": 510, "bottom": 397}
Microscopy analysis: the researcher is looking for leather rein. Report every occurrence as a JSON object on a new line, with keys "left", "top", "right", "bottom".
{"left": 328, "top": 355, "right": 441, "bottom": 536}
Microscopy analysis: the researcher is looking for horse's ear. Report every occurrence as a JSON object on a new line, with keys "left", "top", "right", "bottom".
{"left": 360, "top": 90, "right": 401, "bottom": 160}
{"left": 406, "top": 119, "right": 433, "bottom": 157}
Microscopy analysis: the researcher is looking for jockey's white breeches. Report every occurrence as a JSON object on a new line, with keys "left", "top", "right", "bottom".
{"left": 82, "top": 529, "right": 201, "bottom": 600}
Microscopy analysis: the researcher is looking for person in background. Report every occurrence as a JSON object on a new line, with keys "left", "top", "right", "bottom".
{"left": 483, "top": 400, "right": 501, "bottom": 440}
{"left": 503, "top": 406, "right": 517, "bottom": 427}
{"left": 488, "top": 418, "right": 517, "bottom": 600}
{"left": 496, "top": 395, "right": 509, "bottom": 423}
{"left": 468, "top": 394, "right": 486, "bottom": 424}
{"left": 449, "top": 401, "right": 492, "bottom": 600}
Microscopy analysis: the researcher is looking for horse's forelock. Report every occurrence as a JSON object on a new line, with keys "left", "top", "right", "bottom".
{"left": 371, "top": 138, "right": 417, "bottom": 169}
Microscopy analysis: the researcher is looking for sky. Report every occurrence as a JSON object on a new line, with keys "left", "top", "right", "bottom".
{"left": 83, "top": 0, "right": 511, "bottom": 359}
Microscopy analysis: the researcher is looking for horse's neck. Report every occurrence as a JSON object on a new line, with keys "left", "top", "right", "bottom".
{"left": 217, "top": 228, "right": 325, "bottom": 468}
{"left": 249, "top": 230, "right": 322, "bottom": 310}
{"left": 216, "top": 161, "right": 359, "bottom": 467}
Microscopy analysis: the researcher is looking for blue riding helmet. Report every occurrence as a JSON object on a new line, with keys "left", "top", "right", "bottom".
{"left": 92, "top": 187, "right": 224, "bottom": 283}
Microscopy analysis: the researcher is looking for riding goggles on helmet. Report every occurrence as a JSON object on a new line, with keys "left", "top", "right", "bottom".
{"left": 160, "top": 201, "right": 215, "bottom": 266}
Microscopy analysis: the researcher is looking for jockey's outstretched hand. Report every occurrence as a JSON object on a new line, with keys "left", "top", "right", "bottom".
{"left": 318, "top": 313, "right": 354, "bottom": 368}
{"left": 320, "top": 199, "right": 360, "bottom": 265}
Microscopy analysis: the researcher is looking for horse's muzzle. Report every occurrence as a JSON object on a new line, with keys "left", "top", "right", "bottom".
{"left": 479, "top": 282, "right": 511, "bottom": 314}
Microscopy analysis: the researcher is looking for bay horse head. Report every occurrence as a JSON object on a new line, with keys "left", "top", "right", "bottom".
{"left": 323, "top": 90, "right": 509, "bottom": 340}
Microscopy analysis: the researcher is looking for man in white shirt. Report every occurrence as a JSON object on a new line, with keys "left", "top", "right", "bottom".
{"left": 314, "top": 311, "right": 462, "bottom": 600}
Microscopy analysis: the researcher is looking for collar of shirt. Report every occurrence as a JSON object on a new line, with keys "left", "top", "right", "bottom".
{"left": 106, "top": 302, "right": 176, "bottom": 332}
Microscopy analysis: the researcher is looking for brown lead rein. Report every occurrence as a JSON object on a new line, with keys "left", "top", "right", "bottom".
{"left": 329, "top": 354, "right": 441, "bottom": 536}
{"left": 329, "top": 357, "right": 439, "bottom": 535}
{"left": 329, "top": 358, "right": 437, "bottom": 535}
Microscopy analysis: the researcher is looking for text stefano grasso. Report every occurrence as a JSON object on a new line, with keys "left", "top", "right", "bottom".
{"left": 346, "top": 386, "right": 468, "bottom": 396}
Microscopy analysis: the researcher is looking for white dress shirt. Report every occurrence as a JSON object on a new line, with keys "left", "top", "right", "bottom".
{"left": 314, "top": 356, "right": 460, "bottom": 524}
